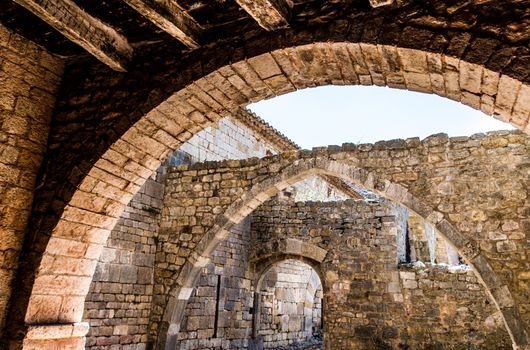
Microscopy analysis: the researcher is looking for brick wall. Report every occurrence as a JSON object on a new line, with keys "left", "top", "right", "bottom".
{"left": 0, "top": 24, "right": 64, "bottom": 338}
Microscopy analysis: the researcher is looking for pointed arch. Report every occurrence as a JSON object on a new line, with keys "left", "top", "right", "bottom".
{"left": 160, "top": 157, "right": 526, "bottom": 349}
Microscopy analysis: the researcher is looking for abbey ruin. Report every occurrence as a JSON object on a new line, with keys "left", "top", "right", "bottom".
{"left": 0, "top": 0, "right": 529, "bottom": 349}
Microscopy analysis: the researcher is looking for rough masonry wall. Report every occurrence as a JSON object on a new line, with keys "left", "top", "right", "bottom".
{"left": 175, "top": 116, "right": 342, "bottom": 202}
{"left": 177, "top": 219, "right": 254, "bottom": 350}
{"left": 251, "top": 200, "right": 511, "bottom": 349}
{"left": 172, "top": 211, "right": 324, "bottom": 350}
{"left": 178, "top": 117, "right": 279, "bottom": 162}
{"left": 9, "top": 2, "right": 530, "bottom": 345}
{"left": 83, "top": 170, "right": 163, "bottom": 350}
{"left": 398, "top": 264, "right": 511, "bottom": 349}
{"left": 157, "top": 131, "right": 528, "bottom": 348}
{"left": 84, "top": 114, "right": 286, "bottom": 349}
{"left": 407, "top": 213, "right": 458, "bottom": 265}
{"left": 0, "top": 23, "right": 64, "bottom": 340}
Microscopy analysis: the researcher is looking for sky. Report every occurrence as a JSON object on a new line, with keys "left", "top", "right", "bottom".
{"left": 248, "top": 85, "right": 514, "bottom": 149}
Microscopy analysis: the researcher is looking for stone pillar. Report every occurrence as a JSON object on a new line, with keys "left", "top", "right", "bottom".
{"left": 22, "top": 322, "right": 88, "bottom": 350}
{"left": 0, "top": 24, "right": 64, "bottom": 337}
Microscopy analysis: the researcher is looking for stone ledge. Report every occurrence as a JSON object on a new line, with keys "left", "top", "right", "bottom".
{"left": 25, "top": 322, "right": 89, "bottom": 340}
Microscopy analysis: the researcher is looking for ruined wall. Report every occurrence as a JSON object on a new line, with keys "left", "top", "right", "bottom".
{"left": 250, "top": 200, "right": 511, "bottom": 349}
{"left": 407, "top": 213, "right": 460, "bottom": 265}
{"left": 251, "top": 200, "right": 403, "bottom": 349}
{"left": 398, "top": 264, "right": 511, "bottom": 349}
{"left": 173, "top": 210, "right": 325, "bottom": 350}
{"left": 291, "top": 176, "right": 347, "bottom": 203}
{"left": 5, "top": 1, "right": 529, "bottom": 343}
{"left": 177, "top": 117, "right": 280, "bottom": 162}
{"left": 156, "top": 130, "right": 529, "bottom": 347}
{"left": 84, "top": 114, "right": 286, "bottom": 349}
{"left": 176, "top": 219, "right": 254, "bottom": 350}
{"left": 0, "top": 24, "right": 64, "bottom": 338}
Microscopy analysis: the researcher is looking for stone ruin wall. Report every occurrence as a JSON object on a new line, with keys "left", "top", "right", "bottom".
{"left": 176, "top": 218, "right": 254, "bottom": 350}
{"left": 83, "top": 114, "right": 289, "bottom": 349}
{"left": 168, "top": 198, "right": 511, "bottom": 350}
{"left": 155, "top": 130, "right": 528, "bottom": 349}
{"left": 83, "top": 105, "right": 350, "bottom": 349}
{"left": 407, "top": 213, "right": 461, "bottom": 266}
{"left": 175, "top": 223, "right": 324, "bottom": 350}
{"left": 250, "top": 200, "right": 511, "bottom": 350}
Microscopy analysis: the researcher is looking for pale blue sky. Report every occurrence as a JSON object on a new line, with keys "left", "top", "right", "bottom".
{"left": 248, "top": 86, "right": 513, "bottom": 149}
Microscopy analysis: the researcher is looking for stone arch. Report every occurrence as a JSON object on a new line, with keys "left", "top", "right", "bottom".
{"left": 251, "top": 254, "right": 325, "bottom": 344}
{"left": 250, "top": 238, "right": 329, "bottom": 267}
{"left": 160, "top": 157, "right": 526, "bottom": 350}
{"left": 21, "top": 40, "right": 530, "bottom": 348}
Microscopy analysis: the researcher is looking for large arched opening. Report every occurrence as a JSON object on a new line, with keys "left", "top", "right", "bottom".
{"left": 254, "top": 258, "right": 324, "bottom": 349}
{"left": 15, "top": 39, "right": 529, "bottom": 349}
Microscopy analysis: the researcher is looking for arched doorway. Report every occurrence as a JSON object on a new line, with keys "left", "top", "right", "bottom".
{"left": 253, "top": 258, "right": 324, "bottom": 350}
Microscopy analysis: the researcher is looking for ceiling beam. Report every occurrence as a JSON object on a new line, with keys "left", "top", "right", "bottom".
{"left": 122, "top": 0, "right": 202, "bottom": 48}
{"left": 14, "top": 0, "right": 133, "bottom": 72}
{"left": 235, "top": 0, "right": 291, "bottom": 31}
{"left": 368, "top": 0, "right": 394, "bottom": 7}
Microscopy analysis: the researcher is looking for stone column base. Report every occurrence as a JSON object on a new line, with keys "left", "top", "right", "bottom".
{"left": 22, "top": 322, "right": 89, "bottom": 350}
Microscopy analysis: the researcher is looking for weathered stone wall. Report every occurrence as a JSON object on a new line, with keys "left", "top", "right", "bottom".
{"left": 161, "top": 196, "right": 512, "bottom": 349}
{"left": 250, "top": 200, "right": 511, "bottom": 349}
{"left": 178, "top": 116, "right": 280, "bottom": 162}
{"left": 398, "top": 264, "right": 511, "bottom": 349}
{"left": 157, "top": 131, "right": 529, "bottom": 348}
{"left": 176, "top": 219, "right": 254, "bottom": 350}
{"left": 84, "top": 113, "right": 291, "bottom": 349}
{"left": 291, "top": 176, "right": 347, "bottom": 203}
{"left": 0, "top": 23, "right": 64, "bottom": 340}
{"left": 83, "top": 170, "right": 163, "bottom": 349}
{"left": 5, "top": 2, "right": 530, "bottom": 345}
{"left": 407, "top": 213, "right": 458, "bottom": 265}
{"left": 251, "top": 200, "right": 402, "bottom": 349}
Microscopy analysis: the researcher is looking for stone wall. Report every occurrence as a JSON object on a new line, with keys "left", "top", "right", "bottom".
{"left": 83, "top": 170, "right": 163, "bottom": 349}
{"left": 156, "top": 130, "right": 529, "bottom": 348}
{"left": 250, "top": 200, "right": 511, "bottom": 349}
{"left": 407, "top": 212, "right": 461, "bottom": 265}
{"left": 0, "top": 23, "right": 64, "bottom": 340}
{"left": 7, "top": 2, "right": 530, "bottom": 345}
{"left": 160, "top": 195, "right": 513, "bottom": 349}
{"left": 177, "top": 116, "right": 280, "bottom": 162}
{"left": 84, "top": 113, "right": 292, "bottom": 349}
{"left": 398, "top": 264, "right": 511, "bottom": 349}
{"left": 176, "top": 219, "right": 254, "bottom": 350}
